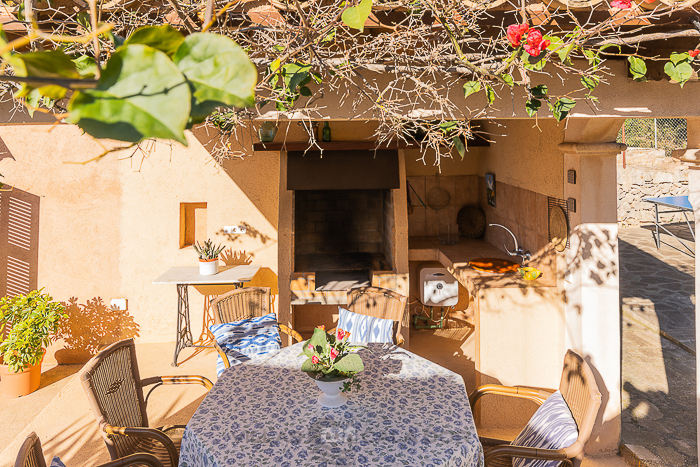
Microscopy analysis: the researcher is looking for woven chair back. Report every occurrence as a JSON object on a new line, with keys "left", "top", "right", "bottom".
{"left": 14, "top": 433, "right": 46, "bottom": 467}
{"left": 558, "top": 350, "right": 602, "bottom": 448}
{"left": 346, "top": 287, "right": 407, "bottom": 340}
{"left": 80, "top": 339, "right": 148, "bottom": 459}
{"left": 211, "top": 287, "right": 270, "bottom": 325}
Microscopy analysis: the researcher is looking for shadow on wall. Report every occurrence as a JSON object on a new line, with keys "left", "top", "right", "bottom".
{"left": 54, "top": 297, "right": 140, "bottom": 364}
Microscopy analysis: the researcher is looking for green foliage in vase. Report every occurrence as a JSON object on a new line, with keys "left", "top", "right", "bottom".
{"left": 301, "top": 326, "right": 365, "bottom": 392}
{"left": 0, "top": 289, "right": 67, "bottom": 373}
{"left": 193, "top": 239, "right": 226, "bottom": 260}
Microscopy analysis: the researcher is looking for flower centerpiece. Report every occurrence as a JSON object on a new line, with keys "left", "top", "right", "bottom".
{"left": 300, "top": 326, "right": 365, "bottom": 407}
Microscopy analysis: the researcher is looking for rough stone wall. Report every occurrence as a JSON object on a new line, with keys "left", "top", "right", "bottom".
{"left": 617, "top": 149, "right": 690, "bottom": 227}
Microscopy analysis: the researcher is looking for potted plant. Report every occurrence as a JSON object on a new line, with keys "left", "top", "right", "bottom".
{"left": 0, "top": 289, "right": 66, "bottom": 398}
{"left": 194, "top": 239, "right": 226, "bottom": 276}
{"left": 300, "top": 326, "right": 365, "bottom": 407}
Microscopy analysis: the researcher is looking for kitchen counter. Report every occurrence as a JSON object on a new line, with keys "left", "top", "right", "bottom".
{"left": 408, "top": 236, "right": 557, "bottom": 294}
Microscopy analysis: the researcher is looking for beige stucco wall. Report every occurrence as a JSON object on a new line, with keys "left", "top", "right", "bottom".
{"left": 0, "top": 124, "right": 281, "bottom": 363}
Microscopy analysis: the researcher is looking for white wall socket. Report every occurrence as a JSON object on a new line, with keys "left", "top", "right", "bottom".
{"left": 110, "top": 298, "right": 128, "bottom": 311}
{"left": 223, "top": 225, "right": 247, "bottom": 234}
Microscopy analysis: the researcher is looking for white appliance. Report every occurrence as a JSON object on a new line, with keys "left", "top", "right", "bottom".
{"left": 419, "top": 267, "right": 459, "bottom": 307}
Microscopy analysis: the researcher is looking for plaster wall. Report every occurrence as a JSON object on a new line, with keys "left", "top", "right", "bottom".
{"left": 0, "top": 124, "right": 281, "bottom": 363}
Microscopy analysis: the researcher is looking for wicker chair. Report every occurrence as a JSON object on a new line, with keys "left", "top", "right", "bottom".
{"left": 80, "top": 339, "right": 213, "bottom": 467}
{"left": 209, "top": 287, "right": 302, "bottom": 371}
{"left": 15, "top": 432, "right": 164, "bottom": 467}
{"left": 468, "top": 350, "right": 602, "bottom": 467}
{"left": 344, "top": 286, "right": 408, "bottom": 346}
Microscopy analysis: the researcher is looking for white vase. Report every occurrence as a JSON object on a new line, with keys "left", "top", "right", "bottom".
{"left": 199, "top": 259, "right": 219, "bottom": 275}
{"left": 314, "top": 379, "right": 349, "bottom": 408}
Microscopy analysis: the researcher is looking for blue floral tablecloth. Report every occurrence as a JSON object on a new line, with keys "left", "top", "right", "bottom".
{"left": 180, "top": 343, "right": 484, "bottom": 467}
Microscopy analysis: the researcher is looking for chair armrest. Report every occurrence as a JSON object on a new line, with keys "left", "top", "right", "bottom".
{"left": 279, "top": 324, "right": 303, "bottom": 343}
{"left": 396, "top": 332, "right": 405, "bottom": 347}
{"left": 484, "top": 442, "right": 580, "bottom": 467}
{"left": 142, "top": 375, "right": 214, "bottom": 391}
{"left": 99, "top": 453, "right": 164, "bottom": 467}
{"left": 469, "top": 384, "right": 554, "bottom": 408}
{"left": 214, "top": 342, "right": 231, "bottom": 370}
{"left": 101, "top": 424, "right": 178, "bottom": 467}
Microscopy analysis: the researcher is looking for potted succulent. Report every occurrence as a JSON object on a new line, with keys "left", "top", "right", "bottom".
{"left": 0, "top": 289, "right": 66, "bottom": 398}
{"left": 194, "top": 239, "right": 226, "bottom": 276}
{"left": 301, "top": 326, "right": 365, "bottom": 407}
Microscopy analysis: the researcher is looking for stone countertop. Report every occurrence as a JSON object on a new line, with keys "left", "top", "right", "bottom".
{"left": 408, "top": 236, "right": 557, "bottom": 293}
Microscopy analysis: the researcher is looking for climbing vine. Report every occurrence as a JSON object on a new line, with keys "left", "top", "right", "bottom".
{"left": 0, "top": 0, "right": 698, "bottom": 165}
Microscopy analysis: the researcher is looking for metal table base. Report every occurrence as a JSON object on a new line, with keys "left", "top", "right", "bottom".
{"left": 643, "top": 196, "right": 695, "bottom": 258}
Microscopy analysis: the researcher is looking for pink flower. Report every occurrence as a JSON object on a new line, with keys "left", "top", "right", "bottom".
{"left": 690, "top": 50, "right": 700, "bottom": 59}
{"left": 527, "top": 30, "right": 543, "bottom": 47}
{"left": 316, "top": 325, "right": 325, "bottom": 331}
{"left": 507, "top": 24, "right": 523, "bottom": 47}
{"left": 312, "top": 355, "right": 319, "bottom": 364}
{"left": 330, "top": 348, "right": 339, "bottom": 360}
{"left": 610, "top": 0, "right": 632, "bottom": 8}
{"left": 507, "top": 24, "right": 529, "bottom": 47}
{"left": 336, "top": 328, "right": 345, "bottom": 340}
{"left": 345, "top": 331, "right": 351, "bottom": 339}
{"left": 308, "top": 343, "right": 314, "bottom": 351}
{"left": 541, "top": 39, "right": 551, "bottom": 49}
{"left": 524, "top": 44, "right": 540, "bottom": 56}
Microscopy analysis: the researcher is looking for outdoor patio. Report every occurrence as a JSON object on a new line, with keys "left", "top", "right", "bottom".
{"left": 1, "top": 333, "right": 628, "bottom": 467}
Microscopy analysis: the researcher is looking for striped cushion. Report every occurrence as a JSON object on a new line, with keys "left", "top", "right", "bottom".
{"left": 511, "top": 390, "right": 579, "bottom": 467}
{"left": 209, "top": 313, "right": 281, "bottom": 377}
{"left": 337, "top": 307, "right": 394, "bottom": 344}
{"left": 50, "top": 457, "right": 67, "bottom": 467}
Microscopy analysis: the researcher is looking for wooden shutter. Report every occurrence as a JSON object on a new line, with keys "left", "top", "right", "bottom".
{"left": 0, "top": 186, "right": 39, "bottom": 297}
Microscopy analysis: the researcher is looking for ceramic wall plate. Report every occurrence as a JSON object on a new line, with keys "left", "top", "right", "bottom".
{"left": 549, "top": 205, "right": 569, "bottom": 252}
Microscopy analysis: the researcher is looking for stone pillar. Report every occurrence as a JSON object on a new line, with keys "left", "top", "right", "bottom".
{"left": 671, "top": 117, "right": 700, "bottom": 462}
{"left": 560, "top": 137, "right": 625, "bottom": 454}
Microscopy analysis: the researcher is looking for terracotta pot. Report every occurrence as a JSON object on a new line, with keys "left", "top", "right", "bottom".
{"left": 0, "top": 352, "right": 44, "bottom": 398}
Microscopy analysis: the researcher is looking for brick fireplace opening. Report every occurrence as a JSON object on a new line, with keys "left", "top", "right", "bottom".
{"left": 294, "top": 189, "right": 394, "bottom": 290}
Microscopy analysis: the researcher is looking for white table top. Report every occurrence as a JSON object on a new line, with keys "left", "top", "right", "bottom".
{"left": 180, "top": 343, "right": 484, "bottom": 467}
{"left": 152, "top": 265, "right": 261, "bottom": 285}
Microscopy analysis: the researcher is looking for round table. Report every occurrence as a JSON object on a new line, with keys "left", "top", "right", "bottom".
{"left": 180, "top": 343, "right": 484, "bottom": 467}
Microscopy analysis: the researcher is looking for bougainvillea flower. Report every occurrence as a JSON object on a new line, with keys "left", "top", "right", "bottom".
{"left": 610, "top": 0, "right": 632, "bottom": 8}
{"left": 336, "top": 328, "right": 345, "bottom": 340}
{"left": 507, "top": 24, "right": 523, "bottom": 47}
{"left": 330, "top": 348, "right": 339, "bottom": 360}
{"left": 527, "top": 29, "right": 543, "bottom": 47}
{"left": 690, "top": 50, "right": 700, "bottom": 58}
{"left": 312, "top": 355, "right": 319, "bottom": 364}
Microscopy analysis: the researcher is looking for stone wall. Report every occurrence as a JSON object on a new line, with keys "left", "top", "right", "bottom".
{"left": 617, "top": 149, "right": 690, "bottom": 227}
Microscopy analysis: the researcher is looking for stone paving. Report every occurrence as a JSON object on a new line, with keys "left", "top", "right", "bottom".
{"left": 619, "top": 225, "right": 697, "bottom": 466}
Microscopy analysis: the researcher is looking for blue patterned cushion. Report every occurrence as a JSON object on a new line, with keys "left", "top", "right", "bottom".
{"left": 511, "top": 390, "right": 579, "bottom": 467}
{"left": 50, "top": 457, "right": 67, "bottom": 467}
{"left": 209, "top": 313, "right": 281, "bottom": 377}
{"left": 337, "top": 307, "right": 394, "bottom": 344}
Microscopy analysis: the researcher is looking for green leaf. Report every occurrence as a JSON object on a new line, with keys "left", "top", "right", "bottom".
{"left": 583, "top": 49, "right": 601, "bottom": 68}
{"left": 463, "top": 80, "right": 481, "bottom": 98}
{"left": 333, "top": 353, "right": 364, "bottom": 373}
{"left": 581, "top": 75, "right": 599, "bottom": 91}
{"left": 76, "top": 11, "right": 91, "bottom": 29}
{"left": 0, "top": 25, "right": 9, "bottom": 59}
{"left": 627, "top": 56, "right": 647, "bottom": 81}
{"left": 341, "top": 0, "right": 373, "bottom": 33}
{"left": 301, "top": 358, "right": 324, "bottom": 373}
{"left": 530, "top": 85, "right": 548, "bottom": 99}
{"left": 24, "top": 88, "right": 41, "bottom": 118}
{"left": 299, "top": 86, "right": 312, "bottom": 97}
{"left": 281, "top": 63, "right": 312, "bottom": 92}
{"left": 173, "top": 33, "right": 257, "bottom": 120}
{"left": 453, "top": 136, "right": 465, "bottom": 159}
{"left": 301, "top": 327, "right": 329, "bottom": 358}
{"left": 525, "top": 98, "right": 541, "bottom": 117}
{"left": 669, "top": 52, "right": 689, "bottom": 65}
{"left": 599, "top": 44, "right": 621, "bottom": 54}
{"left": 68, "top": 44, "right": 191, "bottom": 145}
{"left": 500, "top": 74, "right": 514, "bottom": 87}
{"left": 552, "top": 97, "right": 576, "bottom": 121}
{"left": 484, "top": 84, "right": 495, "bottom": 105}
{"left": 439, "top": 121, "right": 458, "bottom": 133}
{"left": 8, "top": 51, "right": 80, "bottom": 80}
{"left": 664, "top": 60, "right": 693, "bottom": 88}
{"left": 123, "top": 25, "right": 185, "bottom": 57}
{"left": 72, "top": 55, "right": 98, "bottom": 78}
{"left": 521, "top": 50, "right": 546, "bottom": 71}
